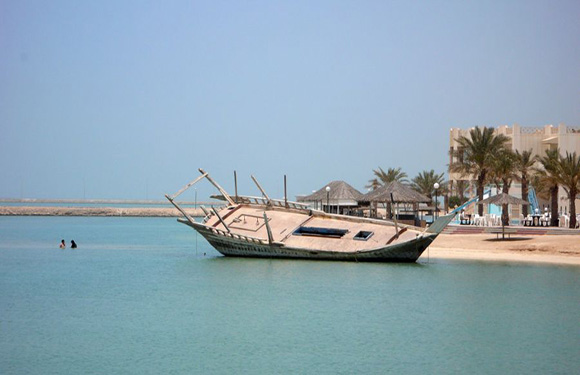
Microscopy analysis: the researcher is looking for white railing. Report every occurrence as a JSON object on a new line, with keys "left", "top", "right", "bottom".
{"left": 234, "top": 195, "right": 310, "bottom": 210}
{"left": 520, "top": 127, "right": 544, "bottom": 134}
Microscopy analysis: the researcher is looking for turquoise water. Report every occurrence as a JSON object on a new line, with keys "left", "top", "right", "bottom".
{"left": 1, "top": 217, "right": 579, "bottom": 374}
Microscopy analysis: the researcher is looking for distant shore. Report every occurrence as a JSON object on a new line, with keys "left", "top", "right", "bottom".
{"left": 0, "top": 198, "right": 208, "bottom": 205}
{"left": 425, "top": 234, "right": 580, "bottom": 266}
{"left": 0, "top": 206, "right": 205, "bottom": 217}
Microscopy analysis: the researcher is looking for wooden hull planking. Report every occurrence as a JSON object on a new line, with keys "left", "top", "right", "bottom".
{"left": 181, "top": 218, "right": 437, "bottom": 262}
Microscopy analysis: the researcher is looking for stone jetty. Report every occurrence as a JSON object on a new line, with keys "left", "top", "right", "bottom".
{"left": 0, "top": 206, "right": 205, "bottom": 217}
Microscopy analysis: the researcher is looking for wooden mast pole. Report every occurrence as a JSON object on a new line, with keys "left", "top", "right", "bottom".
{"left": 199, "top": 168, "right": 235, "bottom": 206}
{"left": 234, "top": 170, "right": 238, "bottom": 203}
{"left": 391, "top": 193, "right": 400, "bottom": 238}
{"left": 170, "top": 172, "right": 208, "bottom": 200}
{"left": 212, "top": 206, "right": 231, "bottom": 233}
{"left": 251, "top": 175, "right": 271, "bottom": 204}
{"left": 284, "top": 175, "right": 288, "bottom": 208}
{"left": 263, "top": 212, "right": 274, "bottom": 244}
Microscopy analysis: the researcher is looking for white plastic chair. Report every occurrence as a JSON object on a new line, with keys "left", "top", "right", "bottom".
{"left": 484, "top": 214, "right": 492, "bottom": 226}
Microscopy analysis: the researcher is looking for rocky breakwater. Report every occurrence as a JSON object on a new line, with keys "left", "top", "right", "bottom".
{"left": 0, "top": 206, "right": 205, "bottom": 217}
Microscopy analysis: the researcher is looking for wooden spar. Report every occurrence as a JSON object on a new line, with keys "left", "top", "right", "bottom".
{"left": 200, "top": 205, "right": 210, "bottom": 217}
{"left": 234, "top": 170, "right": 238, "bottom": 203}
{"left": 390, "top": 193, "right": 400, "bottom": 239}
{"left": 251, "top": 175, "right": 271, "bottom": 204}
{"left": 263, "top": 212, "right": 273, "bottom": 244}
{"left": 198, "top": 168, "right": 236, "bottom": 206}
{"left": 212, "top": 206, "right": 231, "bottom": 233}
{"left": 171, "top": 172, "right": 208, "bottom": 200}
{"left": 284, "top": 175, "right": 288, "bottom": 208}
{"left": 165, "top": 194, "right": 197, "bottom": 226}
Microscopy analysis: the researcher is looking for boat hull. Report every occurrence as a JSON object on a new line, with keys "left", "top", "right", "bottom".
{"left": 191, "top": 222, "right": 435, "bottom": 262}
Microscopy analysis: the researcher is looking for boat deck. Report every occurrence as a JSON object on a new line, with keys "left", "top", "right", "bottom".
{"left": 205, "top": 204, "right": 421, "bottom": 252}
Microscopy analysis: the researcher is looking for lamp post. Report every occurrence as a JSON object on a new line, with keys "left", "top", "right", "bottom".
{"left": 433, "top": 182, "right": 440, "bottom": 220}
{"left": 325, "top": 186, "right": 330, "bottom": 213}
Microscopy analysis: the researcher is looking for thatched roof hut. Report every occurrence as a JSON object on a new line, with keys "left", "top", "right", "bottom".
{"left": 299, "top": 180, "right": 363, "bottom": 202}
{"left": 298, "top": 181, "right": 363, "bottom": 214}
{"left": 359, "top": 181, "right": 430, "bottom": 203}
{"left": 359, "top": 181, "right": 431, "bottom": 223}
{"left": 477, "top": 192, "right": 529, "bottom": 206}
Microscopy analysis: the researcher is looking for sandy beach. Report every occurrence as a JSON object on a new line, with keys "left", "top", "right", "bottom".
{"left": 424, "top": 233, "right": 580, "bottom": 266}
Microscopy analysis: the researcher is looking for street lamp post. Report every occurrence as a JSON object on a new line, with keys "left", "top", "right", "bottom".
{"left": 325, "top": 186, "right": 330, "bottom": 213}
{"left": 433, "top": 182, "right": 440, "bottom": 220}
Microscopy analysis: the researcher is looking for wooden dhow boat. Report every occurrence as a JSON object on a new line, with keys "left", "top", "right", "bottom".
{"left": 166, "top": 169, "right": 456, "bottom": 262}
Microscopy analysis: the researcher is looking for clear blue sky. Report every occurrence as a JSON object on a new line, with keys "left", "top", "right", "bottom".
{"left": 1, "top": 0, "right": 579, "bottom": 201}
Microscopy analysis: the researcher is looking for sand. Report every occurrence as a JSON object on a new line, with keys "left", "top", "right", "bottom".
{"left": 424, "top": 233, "right": 580, "bottom": 266}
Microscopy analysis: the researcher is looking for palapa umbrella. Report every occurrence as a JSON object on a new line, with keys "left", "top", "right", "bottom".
{"left": 299, "top": 181, "right": 363, "bottom": 202}
{"left": 359, "top": 181, "right": 431, "bottom": 204}
{"left": 299, "top": 181, "right": 363, "bottom": 213}
{"left": 360, "top": 181, "right": 431, "bottom": 220}
{"left": 478, "top": 193, "right": 529, "bottom": 239}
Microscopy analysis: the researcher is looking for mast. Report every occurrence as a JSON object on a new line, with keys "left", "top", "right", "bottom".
{"left": 199, "top": 168, "right": 235, "bottom": 206}
{"left": 251, "top": 175, "right": 271, "bottom": 205}
{"left": 284, "top": 175, "right": 288, "bottom": 208}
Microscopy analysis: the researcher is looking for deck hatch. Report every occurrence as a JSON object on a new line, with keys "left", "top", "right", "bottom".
{"left": 293, "top": 226, "right": 348, "bottom": 238}
{"left": 353, "top": 230, "right": 374, "bottom": 241}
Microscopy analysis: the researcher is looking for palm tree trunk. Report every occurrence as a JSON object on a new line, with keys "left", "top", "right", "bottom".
{"left": 502, "top": 182, "right": 510, "bottom": 226}
{"left": 521, "top": 179, "right": 529, "bottom": 217}
{"left": 550, "top": 185, "right": 559, "bottom": 227}
{"left": 477, "top": 174, "right": 485, "bottom": 216}
{"left": 569, "top": 190, "right": 577, "bottom": 229}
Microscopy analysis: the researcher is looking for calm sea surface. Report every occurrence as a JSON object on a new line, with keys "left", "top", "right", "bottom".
{"left": 1, "top": 216, "right": 579, "bottom": 374}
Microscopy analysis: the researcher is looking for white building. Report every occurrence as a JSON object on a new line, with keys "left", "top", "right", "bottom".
{"left": 448, "top": 123, "right": 580, "bottom": 218}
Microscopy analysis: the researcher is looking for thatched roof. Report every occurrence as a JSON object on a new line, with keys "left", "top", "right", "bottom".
{"left": 359, "top": 181, "right": 431, "bottom": 203}
{"left": 298, "top": 180, "right": 363, "bottom": 202}
{"left": 477, "top": 193, "right": 529, "bottom": 206}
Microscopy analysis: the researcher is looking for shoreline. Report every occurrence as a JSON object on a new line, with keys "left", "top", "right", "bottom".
{"left": 2, "top": 209, "right": 579, "bottom": 266}
{"left": 423, "top": 234, "right": 580, "bottom": 266}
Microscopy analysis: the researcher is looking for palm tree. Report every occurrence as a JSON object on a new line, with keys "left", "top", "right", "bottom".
{"left": 535, "top": 149, "right": 560, "bottom": 226}
{"left": 411, "top": 170, "right": 445, "bottom": 199}
{"left": 449, "top": 126, "right": 510, "bottom": 216}
{"left": 448, "top": 180, "right": 469, "bottom": 209}
{"left": 490, "top": 149, "right": 518, "bottom": 225}
{"left": 554, "top": 151, "right": 580, "bottom": 228}
{"left": 454, "top": 180, "right": 469, "bottom": 202}
{"left": 410, "top": 170, "right": 446, "bottom": 213}
{"left": 515, "top": 149, "right": 536, "bottom": 217}
{"left": 365, "top": 167, "right": 408, "bottom": 190}
{"left": 365, "top": 178, "right": 381, "bottom": 191}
